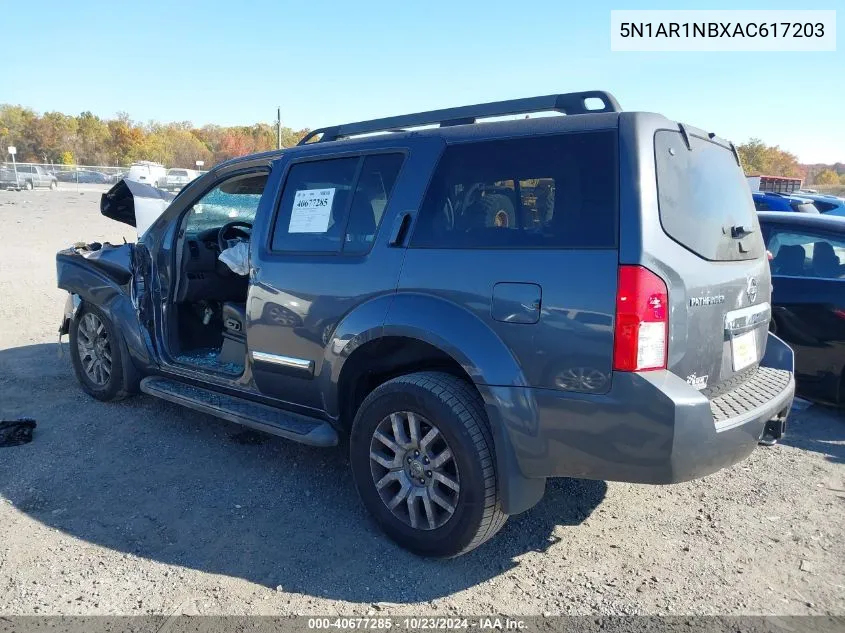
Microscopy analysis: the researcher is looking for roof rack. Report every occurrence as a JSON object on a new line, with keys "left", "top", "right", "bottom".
{"left": 298, "top": 90, "right": 622, "bottom": 145}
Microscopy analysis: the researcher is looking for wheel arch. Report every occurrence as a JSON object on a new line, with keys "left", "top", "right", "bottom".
{"left": 58, "top": 259, "right": 153, "bottom": 374}
{"left": 323, "top": 292, "right": 529, "bottom": 421}
{"left": 325, "top": 293, "right": 544, "bottom": 514}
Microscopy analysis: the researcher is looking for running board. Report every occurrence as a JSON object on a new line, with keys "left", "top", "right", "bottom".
{"left": 140, "top": 377, "right": 338, "bottom": 447}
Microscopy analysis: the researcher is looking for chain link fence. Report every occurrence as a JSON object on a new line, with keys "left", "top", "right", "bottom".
{"left": 1, "top": 162, "right": 128, "bottom": 188}
{"left": 1, "top": 161, "right": 209, "bottom": 190}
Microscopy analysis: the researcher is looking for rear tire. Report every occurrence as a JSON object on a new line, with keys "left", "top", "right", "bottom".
{"left": 69, "top": 304, "right": 133, "bottom": 402}
{"left": 50, "top": 180, "right": 57, "bottom": 190}
{"left": 350, "top": 371, "right": 507, "bottom": 557}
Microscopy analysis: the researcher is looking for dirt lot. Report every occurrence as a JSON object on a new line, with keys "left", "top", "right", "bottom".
{"left": 0, "top": 188, "right": 843, "bottom": 617}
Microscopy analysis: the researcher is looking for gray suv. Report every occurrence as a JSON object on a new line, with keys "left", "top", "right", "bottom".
{"left": 10, "top": 164, "right": 58, "bottom": 189}
{"left": 56, "top": 91, "right": 795, "bottom": 557}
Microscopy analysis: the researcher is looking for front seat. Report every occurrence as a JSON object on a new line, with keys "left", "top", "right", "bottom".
{"left": 222, "top": 302, "right": 247, "bottom": 337}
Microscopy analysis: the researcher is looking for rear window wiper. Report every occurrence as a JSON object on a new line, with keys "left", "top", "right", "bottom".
{"left": 724, "top": 224, "right": 755, "bottom": 239}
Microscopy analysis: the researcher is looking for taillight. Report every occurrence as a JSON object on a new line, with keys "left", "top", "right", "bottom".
{"left": 613, "top": 265, "right": 668, "bottom": 372}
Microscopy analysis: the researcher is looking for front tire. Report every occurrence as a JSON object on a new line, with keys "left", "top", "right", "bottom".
{"left": 69, "top": 304, "right": 132, "bottom": 401}
{"left": 350, "top": 372, "right": 507, "bottom": 557}
{"left": 50, "top": 180, "right": 57, "bottom": 190}
{"left": 24, "top": 180, "right": 33, "bottom": 190}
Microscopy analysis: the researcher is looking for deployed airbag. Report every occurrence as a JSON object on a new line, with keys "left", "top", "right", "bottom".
{"left": 218, "top": 241, "right": 250, "bottom": 276}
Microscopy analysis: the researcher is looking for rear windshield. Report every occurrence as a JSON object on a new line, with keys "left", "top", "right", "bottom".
{"left": 655, "top": 130, "right": 762, "bottom": 261}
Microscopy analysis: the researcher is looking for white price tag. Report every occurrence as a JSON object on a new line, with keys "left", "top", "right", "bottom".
{"left": 288, "top": 188, "right": 335, "bottom": 233}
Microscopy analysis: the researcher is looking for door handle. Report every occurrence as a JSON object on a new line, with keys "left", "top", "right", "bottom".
{"left": 389, "top": 212, "right": 412, "bottom": 247}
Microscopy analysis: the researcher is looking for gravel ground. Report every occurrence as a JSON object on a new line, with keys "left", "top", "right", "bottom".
{"left": 0, "top": 188, "right": 843, "bottom": 617}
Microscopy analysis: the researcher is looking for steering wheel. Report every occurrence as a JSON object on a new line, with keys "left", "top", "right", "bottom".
{"left": 218, "top": 221, "right": 252, "bottom": 252}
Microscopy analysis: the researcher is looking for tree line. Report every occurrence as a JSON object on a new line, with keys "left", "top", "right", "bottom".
{"left": 736, "top": 138, "right": 845, "bottom": 186}
{"left": 1, "top": 104, "right": 843, "bottom": 184}
{"left": 0, "top": 104, "right": 309, "bottom": 169}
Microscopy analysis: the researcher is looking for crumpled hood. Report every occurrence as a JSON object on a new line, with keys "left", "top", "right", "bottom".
{"left": 101, "top": 179, "right": 176, "bottom": 236}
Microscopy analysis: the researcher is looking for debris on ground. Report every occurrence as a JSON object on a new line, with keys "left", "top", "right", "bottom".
{"left": 0, "top": 419, "right": 37, "bottom": 447}
{"left": 174, "top": 349, "right": 244, "bottom": 376}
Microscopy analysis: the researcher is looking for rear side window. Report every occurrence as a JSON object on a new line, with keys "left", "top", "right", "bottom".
{"left": 767, "top": 229, "right": 845, "bottom": 279}
{"left": 345, "top": 153, "right": 404, "bottom": 254}
{"left": 271, "top": 153, "right": 404, "bottom": 253}
{"left": 411, "top": 132, "right": 618, "bottom": 249}
{"left": 655, "top": 131, "right": 762, "bottom": 261}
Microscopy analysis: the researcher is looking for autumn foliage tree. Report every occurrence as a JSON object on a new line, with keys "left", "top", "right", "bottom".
{"left": 0, "top": 104, "right": 309, "bottom": 169}
{"left": 736, "top": 138, "right": 802, "bottom": 178}
{"left": 814, "top": 169, "right": 840, "bottom": 185}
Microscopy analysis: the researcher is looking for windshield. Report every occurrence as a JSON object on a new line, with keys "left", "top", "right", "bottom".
{"left": 185, "top": 173, "right": 268, "bottom": 234}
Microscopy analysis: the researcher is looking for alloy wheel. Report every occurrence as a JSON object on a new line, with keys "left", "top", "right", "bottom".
{"left": 369, "top": 411, "right": 460, "bottom": 530}
{"left": 76, "top": 312, "right": 112, "bottom": 386}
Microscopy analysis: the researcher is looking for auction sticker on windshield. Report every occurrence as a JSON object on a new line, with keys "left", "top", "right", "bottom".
{"left": 289, "top": 188, "right": 336, "bottom": 233}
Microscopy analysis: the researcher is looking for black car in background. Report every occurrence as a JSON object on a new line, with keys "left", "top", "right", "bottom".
{"left": 760, "top": 212, "right": 845, "bottom": 404}
{"left": 56, "top": 169, "right": 111, "bottom": 184}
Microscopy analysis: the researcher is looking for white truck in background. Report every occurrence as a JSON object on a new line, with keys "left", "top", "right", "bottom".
{"left": 126, "top": 161, "right": 167, "bottom": 188}
{"left": 159, "top": 168, "right": 200, "bottom": 192}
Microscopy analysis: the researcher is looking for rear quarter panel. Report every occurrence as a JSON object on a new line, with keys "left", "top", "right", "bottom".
{"left": 396, "top": 250, "right": 617, "bottom": 392}
{"left": 619, "top": 112, "right": 771, "bottom": 391}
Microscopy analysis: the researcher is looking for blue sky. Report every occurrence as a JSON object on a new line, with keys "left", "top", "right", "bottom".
{"left": 3, "top": 0, "right": 841, "bottom": 162}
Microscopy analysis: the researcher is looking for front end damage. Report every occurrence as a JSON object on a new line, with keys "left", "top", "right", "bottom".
{"left": 58, "top": 292, "right": 81, "bottom": 338}
{"left": 57, "top": 240, "right": 134, "bottom": 335}
{"left": 57, "top": 240, "right": 135, "bottom": 343}
{"left": 55, "top": 239, "right": 154, "bottom": 382}
{"left": 57, "top": 179, "right": 168, "bottom": 376}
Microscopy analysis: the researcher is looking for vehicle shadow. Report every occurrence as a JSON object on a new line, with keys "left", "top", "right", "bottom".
{"left": 0, "top": 343, "right": 606, "bottom": 603}
{"left": 781, "top": 403, "right": 845, "bottom": 465}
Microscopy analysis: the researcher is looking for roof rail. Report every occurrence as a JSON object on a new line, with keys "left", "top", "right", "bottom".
{"left": 298, "top": 90, "right": 622, "bottom": 145}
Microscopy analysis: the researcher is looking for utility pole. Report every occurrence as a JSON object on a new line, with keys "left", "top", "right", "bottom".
{"left": 277, "top": 106, "right": 282, "bottom": 150}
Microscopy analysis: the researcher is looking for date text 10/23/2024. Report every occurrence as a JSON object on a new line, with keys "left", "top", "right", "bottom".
{"left": 307, "top": 618, "right": 527, "bottom": 630}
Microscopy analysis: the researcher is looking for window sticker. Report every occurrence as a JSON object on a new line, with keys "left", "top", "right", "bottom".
{"left": 288, "top": 188, "right": 336, "bottom": 233}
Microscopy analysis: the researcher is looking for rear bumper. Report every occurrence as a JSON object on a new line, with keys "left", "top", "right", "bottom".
{"left": 486, "top": 333, "right": 795, "bottom": 488}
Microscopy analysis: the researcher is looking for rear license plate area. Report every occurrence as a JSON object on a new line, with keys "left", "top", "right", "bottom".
{"left": 731, "top": 330, "right": 757, "bottom": 371}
